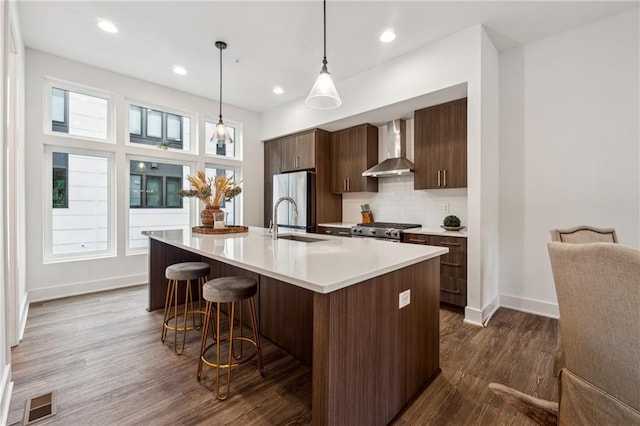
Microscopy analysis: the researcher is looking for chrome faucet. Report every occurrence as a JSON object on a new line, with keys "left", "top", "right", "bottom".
{"left": 272, "top": 196, "right": 298, "bottom": 240}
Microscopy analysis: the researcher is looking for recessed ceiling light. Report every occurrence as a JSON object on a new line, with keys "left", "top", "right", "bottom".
{"left": 173, "top": 66, "right": 187, "bottom": 76}
{"left": 97, "top": 19, "right": 118, "bottom": 34}
{"left": 379, "top": 30, "right": 396, "bottom": 43}
{"left": 273, "top": 86, "right": 284, "bottom": 95}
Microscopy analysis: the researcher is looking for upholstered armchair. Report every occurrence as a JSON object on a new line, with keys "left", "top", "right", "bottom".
{"left": 549, "top": 225, "right": 618, "bottom": 376}
{"left": 490, "top": 242, "right": 640, "bottom": 425}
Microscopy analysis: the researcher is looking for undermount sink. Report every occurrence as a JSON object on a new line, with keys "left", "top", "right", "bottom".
{"left": 278, "top": 234, "right": 326, "bottom": 243}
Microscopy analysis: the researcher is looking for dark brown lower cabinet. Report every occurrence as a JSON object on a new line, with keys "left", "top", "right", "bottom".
{"left": 402, "top": 233, "right": 467, "bottom": 307}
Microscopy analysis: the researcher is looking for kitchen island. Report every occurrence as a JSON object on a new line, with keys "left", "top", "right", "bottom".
{"left": 144, "top": 227, "right": 447, "bottom": 426}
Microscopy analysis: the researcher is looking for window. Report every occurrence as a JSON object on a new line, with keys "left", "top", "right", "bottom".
{"left": 128, "top": 159, "right": 191, "bottom": 251}
{"left": 45, "top": 79, "right": 113, "bottom": 141}
{"left": 205, "top": 120, "right": 237, "bottom": 158}
{"left": 129, "top": 105, "right": 191, "bottom": 150}
{"left": 45, "top": 148, "right": 114, "bottom": 261}
{"left": 205, "top": 165, "right": 240, "bottom": 226}
{"left": 128, "top": 161, "right": 184, "bottom": 209}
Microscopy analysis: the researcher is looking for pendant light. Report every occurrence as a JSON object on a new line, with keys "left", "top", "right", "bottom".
{"left": 212, "top": 40, "right": 233, "bottom": 143}
{"left": 306, "top": 0, "right": 341, "bottom": 109}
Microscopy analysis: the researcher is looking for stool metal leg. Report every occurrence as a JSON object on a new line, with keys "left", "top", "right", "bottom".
{"left": 248, "top": 297, "right": 264, "bottom": 376}
{"left": 215, "top": 301, "right": 235, "bottom": 400}
{"left": 161, "top": 279, "right": 174, "bottom": 342}
{"left": 197, "top": 301, "right": 213, "bottom": 380}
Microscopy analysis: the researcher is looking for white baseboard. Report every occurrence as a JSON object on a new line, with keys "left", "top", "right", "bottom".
{"left": 18, "top": 294, "right": 29, "bottom": 343}
{"left": 0, "top": 364, "right": 13, "bottom": 426}
{"left": 499, "top": 293, "right": 559, "bottom": 319}
{"left": 463, "top": 306, "right": 484, "bottom": 326}
{"left": 28, "top": 273, "right": 148, "bottom": 303}
{"left": 463, "top": 294, "right": 500, "bottom": 327}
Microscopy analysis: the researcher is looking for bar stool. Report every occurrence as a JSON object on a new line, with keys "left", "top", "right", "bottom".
{"left": 161, "top": 261, "right": 210, "bottom": 355}
{"left": 197, "top": 276, "right": 264, "bottom": 400}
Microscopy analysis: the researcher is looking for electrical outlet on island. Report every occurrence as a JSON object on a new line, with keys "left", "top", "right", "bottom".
{"left": 442, "top": 202, "right": 450, "bottom": 214}
{"left": 399, "top": 289, "right": 411, "bottom": 309}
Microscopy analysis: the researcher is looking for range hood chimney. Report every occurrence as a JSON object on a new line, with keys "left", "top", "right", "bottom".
{"left": 362, "top": 119, "right": 414, "bottom": 177}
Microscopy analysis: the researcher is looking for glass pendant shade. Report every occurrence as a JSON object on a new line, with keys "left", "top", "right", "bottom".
{"left": 214, "top": 117, "right": 233, "bottom": 142}
{"left": 306, "top": 65, "right": 342, "bottom": 109}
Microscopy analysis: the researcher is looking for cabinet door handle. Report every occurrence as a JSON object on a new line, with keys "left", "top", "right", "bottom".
{"left": 343, "top": 178, "right": 347, "bottom": 192}
{"left": 443, "top": 169, "right": 447, "bottom": 187}
{"left": 338, "top": 231, "right": 350, "bottom": 236}
{"left": 407, "top": 238, "right": 426, "bottom": 243}
{"left": 437, "top": 170, "right": 441, "bottom": 187}
{"left": 347, "top": 178, "right": 350, "bottom": 192}
{"left": 441, "top": 288, "right": 461, "bottom": 294}
{"left": 441, "top": 261, "right": 461, "bottom": 267}
{"left": 439, "top": 242, "right": 461, "bottom": 246}
{"left": 324, "top": 230, "right": 332, "bottom": 234}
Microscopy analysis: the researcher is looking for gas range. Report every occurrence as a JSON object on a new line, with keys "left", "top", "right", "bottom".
{"left": 350, "top": 222, "right": 422, "bottom": 240}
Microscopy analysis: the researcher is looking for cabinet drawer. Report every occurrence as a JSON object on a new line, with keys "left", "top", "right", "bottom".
{"left": 440, "top": 276, "right": 467, "bottom": 306}
{"left": 440, "top": 251, "right": 466, "bottom": 277}
{"left": 317, "top": 226, "right": 352, "bottom": 237}
{"left": 402, "top": 234, "right": 430, "bottom": 244}
{"left": 423, "top": 235, "right": 466, "bottom": 252}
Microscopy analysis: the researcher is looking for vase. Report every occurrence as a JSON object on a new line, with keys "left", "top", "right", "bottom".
{"left": 200, "top": 206, "right": 224, "bottom": 228}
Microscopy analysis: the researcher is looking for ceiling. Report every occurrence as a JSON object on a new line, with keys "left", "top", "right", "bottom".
{"left": 18, "top": 1, "right": 638, "bottom": 113}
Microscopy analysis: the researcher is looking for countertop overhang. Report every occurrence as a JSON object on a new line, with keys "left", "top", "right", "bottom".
{"left": 143, "top": 227, "right": 448, "bottom": 294}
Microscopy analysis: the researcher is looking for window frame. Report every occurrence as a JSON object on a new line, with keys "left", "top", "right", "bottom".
{"left": 43, "top": 77, "right": 115, "bottom": 143}
{"left": 125, "top": 98, "right": 197, "bottom": 153}
{"left": 43, "top": 145, "right": 116, "bottom": 263}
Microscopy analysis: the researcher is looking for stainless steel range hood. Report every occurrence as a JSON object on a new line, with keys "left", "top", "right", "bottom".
{"left": 362, "top": 119, "right": 414, "bottom": 177}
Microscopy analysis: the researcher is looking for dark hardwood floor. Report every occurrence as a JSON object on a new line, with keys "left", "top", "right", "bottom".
{"left": 7, "top": 285, "right": 558, "bottom": 425}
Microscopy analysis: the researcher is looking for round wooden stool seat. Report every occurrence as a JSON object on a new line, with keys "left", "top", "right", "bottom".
{"left": 203, "top": 276, "right": 257, "bottom": 303}
{"left": 161, "top": 262, "right": 210, "bottom": 355}
{"left": 165, "top": 262, "right": 210, "bottom": 281}
{"left": 198, "top": 276, "right": 263, "bottom": 400}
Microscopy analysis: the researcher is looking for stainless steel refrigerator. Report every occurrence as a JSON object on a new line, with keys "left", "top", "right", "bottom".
{"left": 273, "top": 171, "right": 315, "bottom": 232}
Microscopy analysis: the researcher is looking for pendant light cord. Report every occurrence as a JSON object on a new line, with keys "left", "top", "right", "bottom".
{"left": 322, "top": 0, "right": 327, "bottom": 67}
{"left": 219, "top": 44, "right": 223, "bottom": 120}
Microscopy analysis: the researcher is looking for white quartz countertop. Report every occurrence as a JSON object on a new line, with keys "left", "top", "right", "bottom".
{"left": 143, "top": 227, "right": 448, "bottom": 294}
{"left": 317, "top": 223, "right": 468, "bottom": 238}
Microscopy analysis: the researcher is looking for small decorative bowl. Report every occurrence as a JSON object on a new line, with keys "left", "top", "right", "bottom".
{"left": 441, "top": 225, "right": 466, "bottom": 231}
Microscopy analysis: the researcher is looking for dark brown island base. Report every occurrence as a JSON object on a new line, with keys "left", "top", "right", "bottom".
{"left": 144, "top": 228, "right": 447, "bottom": 425}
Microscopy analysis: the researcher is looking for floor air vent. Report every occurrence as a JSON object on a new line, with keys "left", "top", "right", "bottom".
{"left": 23, "top": 391, "right": 57, "bottom": 425}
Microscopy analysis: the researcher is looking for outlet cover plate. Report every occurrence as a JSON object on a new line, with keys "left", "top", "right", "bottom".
{"left": 399, "top": 289, "right": 411, "bottom": 309}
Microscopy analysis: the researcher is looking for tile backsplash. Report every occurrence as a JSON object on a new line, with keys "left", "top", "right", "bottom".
{"left": 342, "top": 175, "right": 468, "bottom": 228}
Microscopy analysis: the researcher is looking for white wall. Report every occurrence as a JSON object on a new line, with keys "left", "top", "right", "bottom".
{"left": 24, "top": 50, "right": 263, "bottom": 302}
{"left": 1, "top": 1, "right": 26, "bottom": 422}
{"left": 263, "top": 25, "right": 500, "bottom": 326}
{"left": 499, "top": 9, "right": 640, "bottom": 317}
{"left": 0, "top": 4, "right": 9, "bottom": 424}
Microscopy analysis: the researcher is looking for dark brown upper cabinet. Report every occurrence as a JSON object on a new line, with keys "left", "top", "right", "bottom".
{"left": 330, "top": 124, "right": 378, "bottom": 194}
{"left": 414, "top": 98, "right": 467, "bottom": 190}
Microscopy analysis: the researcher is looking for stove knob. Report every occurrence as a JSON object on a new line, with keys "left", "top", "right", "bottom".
{"left": 391, "top": 230, "right": 399, "bottom": 238}
{"left": 385, "top": 229, "right": 391, "bottom": 236}
{"left": 370, "top": 229, "right": 376, "bottom": 235}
